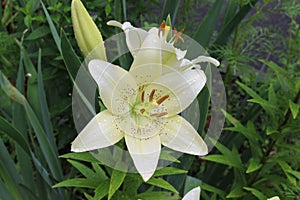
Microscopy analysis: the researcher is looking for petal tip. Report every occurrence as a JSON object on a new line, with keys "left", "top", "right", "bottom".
{"left": 107, "top": 20, "right": 123, "bottom": 29}
{"left": 141, "top": 172, "right": 154, "bottom": 182}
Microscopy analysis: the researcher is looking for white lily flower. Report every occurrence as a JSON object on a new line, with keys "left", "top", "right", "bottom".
{"left": 107, "top": 19, "right": 220, "bottom": 73}
{"left": 182, "top": 186, "right": 201, "bottom": 200}
{"left": 71, "top": 31, "right": 208, "bottom": 181}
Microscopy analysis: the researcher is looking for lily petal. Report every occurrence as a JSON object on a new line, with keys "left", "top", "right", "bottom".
{"left": 161, "top": 43, "right": 186, "bottom": 73}
{"left": 89, "top": 59, "right": 138, "bottom": 115}
{"left": 161, "top": 115, "right": 207, "bottom": 156}
{"left": 107, "top": 20, "right": 148, "bottom": 56}
{"left": 191, "top": 55, "right": 220, "bottom": 67}
{"left": 129, "top": 28, "right": 162, "bottom": 85}
{"left": 125, "top": 134, "right": 161, "bottom": 181}
{"left": 146, "top": 69, "right": 206, "bottom": 115}
{"left": 182, "top": 187, "right": 201, "bottom": 200}
{"left": 71, "top": 110, "right": 123, "bottom": 152}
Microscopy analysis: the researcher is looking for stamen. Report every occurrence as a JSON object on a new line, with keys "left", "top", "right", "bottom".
{"left": 158, "top": 20, "right": 166, "bottom": 37}
{"left": 150, "top": 112, "right": 168, "bottom": 117}
{"left": 149, "top": 89, "right": 156, "bottom": 102}
{"left": 173, "top": 28, "right": 184, "bottom": 43}
{"left": 140, "top": 108, "right": 145, "bottom": 114}
{"left": 141, "top": 90, "right": 145, "bottom": 102}
{"left": 156, "top": 94, "right": 169, "bottom": 105}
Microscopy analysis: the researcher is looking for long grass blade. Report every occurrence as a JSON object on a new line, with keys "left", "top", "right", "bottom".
{"left": 0, "top": 139, "right": 22, "bottom": 200}
{"left": 37, "top": 48, "right": 57, "bottom": 150}
{"left": 161, "top": 0, "right": 180, "bottom": 25}
{"left": 40, "top": 0, "right": 61, "bottom": 52}
{"left": 0, "top": 71, "right": 63, "bottom": 182}
{"left": 193, "top": 0, "right": 224, "bottom": 48}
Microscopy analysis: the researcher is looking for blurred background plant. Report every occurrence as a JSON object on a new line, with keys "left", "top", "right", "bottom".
{"left": 0, "top": 0, "right": 299, "bottom": 199}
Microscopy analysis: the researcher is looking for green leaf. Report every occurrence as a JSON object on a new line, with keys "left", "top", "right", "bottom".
{"left": 108, "top": 169, "right": 126, "bottom": 200}
{"left": 153, "top": 167, "right": 187, "bottom": 177}
{"left": 13, "top": 45, "right": 36, "bottom": 198}
{"left": 92, "top": 163, "right": 108, "bottom": 181}
{"left": 289, "top": 100, "right": 299, "bottom": 119}
{"left": 204, "top": 140, "right": 244, "bottom": 170}
{"left": 0, "top": 71, "right": 63, "bottom": 181}
{"left": 84, "top": 192, "right": 94, "bottom": 200}
{"left": 137, "top": 191, "right": 178, "bottom": 200}
{"left": 200, "top": 183, "right": 226, "bottom": 197}
{"left": 59, "top": 152, "right": 102, "bottom": 163}
{"left": 212, "top": 0, "right": 258, "bottom": 47}
{"left": 220, "top": 0, "right": 238, "bottom": 31}
{"left": 287, "top": 170, "right": 300, "bottom": 180}
{"left": 246, "top": 158, "right": 262, "bottom": 173}
{"left": 236, "top": 81, "right": 279, "bottom": 114}
{"left": 67, "top": 159, "right": 98, "bottom": 179}
{"left": 147, "top": 177, "right": 178, "bottom": 194}
{"left": 94, "top": 180, "right": 110, "bottom": 200}
{"left": 226, "top": 187, "right": 246, "bottom": 198}
{"left": 0, "top": 139, "right": 22, "bottom": 200}
{"left": 259, "top": 59, "right": 294, "bottom": 92}
{"left": 0, "top": 179, "right": 15, "bottom": 200}
{"left": 193, "top": 0, "right": 223, "bottom": 47}
{"left": 122, "top": 174, "right": 143, "bottom": 196}
{"left": 37, "top": 49, "right": 57, "bottom": 152}
{"left": 0, "top": 116, "right": 30, "bottom": 155}
{"left": 268, "top": 83, "right": 277, "bottom": 105}
{"left": 60, "top": 29, "right": 81, "bottom": 81}
{"left": 25, "top": 26, "right": 50, "bottom": 40}
{"left": 40, "top": 0, "right": 61, "bottom": 52}
{"left": 161, "top": 0, "right": 180, "bottom": 25}
{"left": 60, "top": 29, "right": 96, "bottom": 117}
{"left": 52, "top": 178, "right": 100, "bottom": 189}
{"left": 243, "top": 187, "right": 267, "bottom": 199}
{"left": 278, "top": 161, "right": 296, "bottom": 185}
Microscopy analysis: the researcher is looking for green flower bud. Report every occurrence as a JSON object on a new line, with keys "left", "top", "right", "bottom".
{"left": 71, "top": 0, "right": 107, "bottom": 61}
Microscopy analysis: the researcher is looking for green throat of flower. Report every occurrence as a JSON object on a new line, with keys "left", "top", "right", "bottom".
{"left": 131, "top": 87, "right": 170, "bottom": 121}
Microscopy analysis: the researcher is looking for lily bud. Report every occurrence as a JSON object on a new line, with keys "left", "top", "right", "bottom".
{"left": 71, "top": 0, "right": 107, "bottom": 61}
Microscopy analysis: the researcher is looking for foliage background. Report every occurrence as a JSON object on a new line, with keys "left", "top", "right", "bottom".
{"left": 0, "top": 0, "right": 299, "bottom": 199}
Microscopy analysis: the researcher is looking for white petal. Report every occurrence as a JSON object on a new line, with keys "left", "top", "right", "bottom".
{"left": 160, "top": 115, "right": 207, "bottom": 156}
{"left": 191, "top": 55, "right": 220, "bottom": 66}
{"left": 107, "top": 20, "right": 148, "bottom": 56}
{"left": 161, "top": 43, "right": 185, "bottom": 74}
{"left": 124, "top": 25, "right": 148, "bottom": 56}
{"left": 182, "top": 187, "right": 201, "bottom": 200}
{"left": 88, "top": 59, "right": 137, "bottom": 115}
{"left": 129, "top": 28, "right": 162, "bottom": 85}
{"left": 107, "top": 20, "right": 123, "bottom": 29}
{"left": 146, "top": 68, "right": 206, "bottom": 115}
{"left": 125, "top": 134, "right": 161, "bottom": 181}
{"left": 71, "top": 110, "right": 123, "bottom": 152}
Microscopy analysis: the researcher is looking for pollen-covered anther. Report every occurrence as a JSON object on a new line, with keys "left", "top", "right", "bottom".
{"left": 150, "top": 112, "right": 168, "bottom": 117}
{"left": 158, "top": 20, "right": 166, "bottom": 37}
{"left": 156, "top": 94, "right": 169, "bottom": 105}
{"left": 140, "top": 108, "right": 146, "bottom": 114}
{"left": 141, "top": 90, "right": 145, "bottom": 102}
{"left": 149, "top": 89, "right": 156, "bottom": 102}
{"left": 173, "top": 28, "right": 184, "bottom": 43}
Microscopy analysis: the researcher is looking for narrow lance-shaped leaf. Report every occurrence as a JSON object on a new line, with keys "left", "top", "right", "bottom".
{"left": 193, "top": 0, "right": 224, "bottom": 48}
{"left": 0, "top": 71, "right": 63, "bottom": 182}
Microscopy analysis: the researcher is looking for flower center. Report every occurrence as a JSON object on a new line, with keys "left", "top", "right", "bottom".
{"left": 133, "top": 88, "right": 169, "bottom": 119}
{"left": 115, "top": 86, "right": 170, "bottom": 139}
